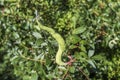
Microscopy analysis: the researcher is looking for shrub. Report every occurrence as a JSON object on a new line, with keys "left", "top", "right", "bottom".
{"left": 0, "top": 0, "right": 120, "bottom": 80}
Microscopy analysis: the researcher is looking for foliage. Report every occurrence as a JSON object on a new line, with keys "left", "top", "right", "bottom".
{"left": 0, "top": 0, "right": 120, "bottom": 80}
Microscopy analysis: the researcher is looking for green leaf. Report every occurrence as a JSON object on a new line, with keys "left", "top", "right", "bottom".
{"left": 23, "top": 75, "right": 31, "bottom": 80}
{"left": 88, "top": 50, "right": 95, "bottom": 58}
{"left": 13, "top": 32, "right": 20, "bottom": 39}
{"left": 80, "top": 45, "right": 86, "bottom": 52}
{"left": 69, "top": 66, "right": 75, "bottom": 73}
{"left": 108, "top": 37, "right": 119, "bottom": 49}
{"left": 92, "top": 54, "right": 104, "bottom": 60}
{"left": 32, "top": 32, "right": 42, "bottom": 39}
{"left": 69, "top": 35, "right": 81, "bottom": 44}
{"left": 72, "top": 27, "right": 86, "bottom": 34}
{"left": 69, "top": 45, "right": 77, "bottom": 49}
{"left": 88, "top": 60, "right": 96, "bottom": 68}
{"left": 4, "top": 8, "right": 11, "bottom": 14}
{"left": 79, "top": 52, "right": 87, "bottom": 58}
{"left": 31, "top": 71, "right": 38, "bottom": 80}
{"left": 4, "top": 0, "right": 17, "bottom": 2}
{"left": 58, "top": 66, "right": 66, "bottom": 70}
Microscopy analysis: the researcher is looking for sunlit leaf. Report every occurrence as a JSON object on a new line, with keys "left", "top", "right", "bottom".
{"left": 32, "top": 32, "right": 42, "bottom": 39}
{"left": 88, "top": 60, "right": 96, "bottom": 68}
{"left": 88, "top": 50, "right": 95, "bottom": 58}
{"left": 72, "top": 27, "right": 86, "bottom": 34}
{"left": 31, "top": 71, "right": 38, "bottom": 80}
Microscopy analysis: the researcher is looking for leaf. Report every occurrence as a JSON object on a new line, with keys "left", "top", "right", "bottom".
{"left": 58, "top": 66, "right": 66, "bottom": 70}
{"left": 80, "top": 45, "right": 86, "bottom": 52}
{"left": 34, "top": 54, "right": 42, "bottom": 60}
{"left": 32, "top": 32, "right": 42, "bottom": 39}
{"left": 4, "top": 8, "right": 11, "bottom": 14}
{"left": 69, "top": 35, "right": 81, "bottom": 44}
{"left": 72, "top": 27, "right": 86, "bottom": 34}
{"left": 88, "top": 60, "right": 96, "bottom": 68}
{"left": 4, "top": 0, "right": 17, "bottom": 2}
{"left": 13, "top": 32, "right": 20, "bottom": 39}
{"left": 79, "top": 52, "right": 87, "bottom": 58}
{"left": 69, "top": 45, "right": 77, "bottom": 49}
{"left": 10, "top": 56, "right": 18, "bottom": 61}
{"left": 34, "top": 25, "right": 40, "bottom": 30}
{"left": 69, "top": 66, "right": 75, "bottom": 73}
{"left": 88, "top": 50, "right": 95, "bottom": 58}
{"left": 109, "top": 37, "right": 119, "bottom": 49}
{"left": 92, "top": 54, "right": 104, "bottom": 60}
{"left": 23, "top": 75, "right": 31, "bottom": 80}
{"left": 31, "top": 71, "right": 38, "bottom": 80}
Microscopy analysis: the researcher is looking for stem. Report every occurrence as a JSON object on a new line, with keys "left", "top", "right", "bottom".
{"left": 77, "top": 66, "right": 90, "bottom": 80}
{"left": 62, "top": 66, "right": 70, "bottom": 79}
{"left": 20, "top": 54, "right": 45, "bottom": 63}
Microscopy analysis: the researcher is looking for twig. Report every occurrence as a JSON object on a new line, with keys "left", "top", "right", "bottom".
{"left": 62, "top": 66, "right": 70, "bottom": 80}
{"left": 77, "top": 66, "right": 90, "bottom": 80}
{"left": 20, "top": 54, "right": 45, "bottom": 63}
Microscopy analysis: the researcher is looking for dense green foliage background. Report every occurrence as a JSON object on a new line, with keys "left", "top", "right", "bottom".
{"left": 0, "top": 0, "right": 120, "bottom": 80}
